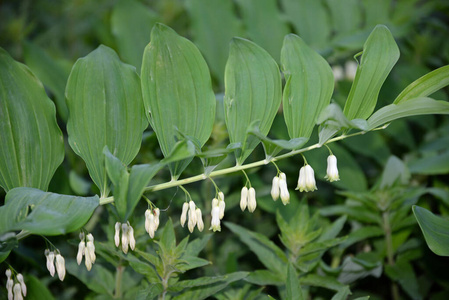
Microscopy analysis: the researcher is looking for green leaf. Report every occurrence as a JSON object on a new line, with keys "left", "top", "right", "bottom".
{"left": 184, "top": 234, "right": 212, "bottom": 257}
{"left": 413, "top": 205, "right": 449, "bottom": 256}
{"left": 339, "top": 226, "right": 384, "bottom": 250}
{"left": 235, "top": 0, "right": 288, "bottom": 60}
{"left": 280, "top": 0, "right": 331, "bottom": 48}
{"left": 281, "top": 34, "right": 334, "bottom": 139}
{"left": 327, "top": 0, "right": 361, "bottom": 37}
{"left": 141, "top": 23, "right": 215, "bottom": 178}
{"left": 385, "top": 260, "right": 422, "bottom": 300}
{"left": 127, "top": 255, "right": 160, "bottom": 282}
{"left": 25, "top": 275, "right": 55, "bottom": 300}
{"left": 23, "top": 41, "right": 70, "bottom": 121}
{"left": 159, "top": 218, "right": 176, "bottom": 253}
{"left": 0, "top": 187, "right": 98, "bottom": 235}
{"left": 286, "top": 263, "right": 304, "bottom": 300}
{"left": 380, "top": 156, "right": 410, "bottom": 189}
{"left": 300, "top": 274, "right": 345, "bottom": 292}
{"left": 185, "top": 0, "right": 242, "bottom": 85}
{"left": 111, "top": 0, "right": 158, "bottom": 72}
{"left": 66, "top": 260, "right": 115, "bottom": 296}
{"left": 343, "top": 25, "right": 400, "bottom": 120}
{"left": 225, "top": 222, "right": 288, "bottom": 275}
{"left": 245, "top": 269, "right": 285, "bottom": 286}
{"left": 331, "top": 286, "right": 352, "bottom": 300}
{"left": 0, "top": 233, "right": 17, "bottom": 263}
{"left": 224, "top": 37, "right": 282, "bottom": 164}
{"left": 172, "top": 272, "right": 248, "bottom": 300}
{"left": 409, "top": 150, "right": 449, "bottom": 175}
{"left": 338, "top": 256, "right": 382, "bottom": 284}
{"left": 66, "top": 45, "right": 147, "bottom": 197}
{"left": 394, "top": 65, "right": 449, "bottom": 104}
{"left": 367, "top": 97, "right": 449, "bottom": 130}
{"left": 0, "top": 48, "right": 64, "bottom": 193}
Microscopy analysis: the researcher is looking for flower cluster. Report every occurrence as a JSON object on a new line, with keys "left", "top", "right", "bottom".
{"left": 240, "top": 187, "right": 257, "bottom": 212}
{"left": 210, "top": 192, "right": 225, "bottom": 232}
{"left": 145, "top": 208, "right": 160, "bottom": 238}
{"left": 296, "top": 155, "right": 340, "bottom": 192}
{"left": 45, "top": 249, "right": 65, "bottom": 281}
{"left": 5, "top": 269, "right": 26, "bottom": 300}
{"left": 114, "top": 222, "right": 136, "bottom": 254}
{"left": 271, "top": 172, "right": 290, "bottom": 205}
{"left": 180, "top": 200, "right": 204, "bottom": 233}
{"left": 77, "top": 232, "right": 96, "bottom": 271}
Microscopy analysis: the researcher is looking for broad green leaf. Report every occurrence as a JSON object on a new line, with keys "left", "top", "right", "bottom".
{"left": 184, "top": 234, "right": 212, "bottom": 257}
{"left": 394, "top": 65, "right": 449, "bottom": 104}
{"left": 300, "top": 274, "right": 344, "bottom": 291}
{"left": 185, "top": 0, "right": 242, "bottom": 85}
{"left": 339, "top": 226, "right": 384, "bottom": 250}
{"left": 286, "top": 263, "right": 304, "bottom": 300}
{"left": 66, "top": 260, "right": 115, "bottom": 296}
{"left": 235, "top": 0, "right": 289, "bottom": 60}
{"left": 362, "top": 0, "right": 391, "bottom": 26}
{"left": 142, "top": 23, "right": 216, "bottom": 178}
{"left": 0, "top": 233, "right": 17, "bottom": 263}
{"left": 385, "top": 260, "right": 422, "bottom": 300}
{"left": 280, "top": 0, "right": 331, "bottom": 48}
{"left": 172, "top": 272, "right": 248, "bottom": 300}
{"left": 66, "top": 45, "right": 147, "bottom": 197}
{"left": 0, "top": 48, "right": 64, "bottom": 192}
{"left": 69, "top": 171, "right": 91, "bottom": 196}
{"left": 281, "top": 34, "right": 334, "bottom": 139}
{"left": 127, "top": 255, "right": 160, "bottom": 282}
{"left": 413, "top": 205, "right": 449, "bottom": 256}
{"left": 224, "top": 37, "right": 282, "bottom": 164}
{"left": 23, "top": 41, "right": 70, "bottom": 121}
{"left": 326, "top": 0, "right": 361, "bottom": 37}
{"left": 225, "top": 222, "right": 287, "bottom": 275}
{"left": 0, "top": 187, "right": 99, "bottom": 235}
{"left": 367, "top": 97, "right": 449, "bottom": 130}
{"left": 331, "top": 286, "right": 352, "bottom": 300}
{"left": 343, "top": 25, "right": 400, "bottom": 120}
{"left": 337, "top": 256, "right": 382, "bottom": 284}
{"left": 111, "top": 0, "right": 158, "bottom": 73}
{"left": 245, "top": 269, "right": 285, "bottom": 286}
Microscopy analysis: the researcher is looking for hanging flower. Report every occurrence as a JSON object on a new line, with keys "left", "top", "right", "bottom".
{"left": 55, "top": 253, "right": 66, "bottom": 281}
{"left": 296, "top": 165, "right": 317, "bottom": 192}
{"left": 196, "top": 208, "right": 204, "bottom": 232}
{"left": 218, "top": 192, "right": 225, "bottom": 219}
{"left": 210, "top": 198, "right": 221, "bottom": 232}
{"left": 180, "top": 202, "right": 189, "bottom": 227}
{"left": 188, "top": 200, "right": 198, "bottom": 233}
{"left": 325, "top": 155, "right": 339, "bottom": 182}
{"left": 279, "top": 172, "right": 290, "bottom": 205}
{"left": 240, "top": 186, "right": 248, "bottom": 211}
{"left": 45, "top": 249, "right": 55, "bottom": 277}
{"left": 6, "top": 269, "right": 13, "bottom": 300}
{"left": 114, "top": 222, "right": 121, "bottom": 247}
{"left": 271, "top": 176, "right": 280, "bottom": 201}
{"left": 247, "top": 187, "right": 257, "bottom": 213}
{"left": 13, "top": 283, "right": 23, "bottom": 300}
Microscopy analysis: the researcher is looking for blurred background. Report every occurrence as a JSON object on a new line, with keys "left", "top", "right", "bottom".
{"left": 1, "top": 0, "right": 449, "bottom": 299}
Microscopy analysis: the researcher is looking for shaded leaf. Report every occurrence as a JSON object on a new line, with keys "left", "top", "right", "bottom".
{"left": 25, "top": 275, "right": 55, "bottom": 300}
{"left": 413, "top": 205, "right": 449, "bottom": 256}
{"left": 66, "top": 260, "right": 115, "bottom": 296}
{"left": 286, "top": 263, "right": 304, "bottom": 300}
{"left": 0, "top": 48, "right": 64, "bottom": 192}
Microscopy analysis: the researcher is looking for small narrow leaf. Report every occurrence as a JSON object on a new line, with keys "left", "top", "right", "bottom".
{"left": 0, "top": 48, "right": 64, "bottom": 192}
{"left": 394, "top": 65, "right": 449, "bottom": 104}
{"left": 413, "top": 205, "right": 449, "bottom": 256}
{"left": 66, "top": 45, "right": 148, "bottom": 197}
{"left": 224, "top": 37, "right": 282, "bottom": 164}
{"left": 286, "top": 263, "right": 304, "bottom": 300}
{"left": 367, "top": 97, "right": 449, "bottom": 130}
{"left": 343, "top": 25, "right": 400, "bottom": 120}
{"left": 281, "top": 34, "right": 334, "bottom": 139}
{"left": 0, "top": 187, "right": 99, "bottom": 235}
{"left": 142, "top": 23, "right": 216, "bottom": 178}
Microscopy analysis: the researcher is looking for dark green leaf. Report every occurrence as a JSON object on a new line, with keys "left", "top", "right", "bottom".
{"left": 281, "top": 34, "right": 334, "bottom": 139}
{"left": 0, "top": 233, "right": 17, "bottom": 263}
{"left": 385, "top": 260, "right": 422, "bottom": 300}
{"left": 331, "top": 286, "right": 352, "bottom": 300}
{"left": 224, "top": 37, "right": 282, "bottom": 164}
{"left": 0, "top": 48, "right": 64, "bottom": 192}
{"left": 337, "top": 256, "right": 382, "bottom": 284}
{"left": 66, "top": 260, "right": 115, "bottom": 296}
{"left": 413, "top": 205, "right": 449, "bottom": 256}
{"left": 25, "top": 275, "right": 55, "bottom": 300}
{"left": 141, "top": 23, "right": 216, "bottom": 178}
{"left": 343, "top": 25, "right": 400, "bottom": 120}
{"left": 286, "top": 263, "right": 304, "bottom": 300}
{"left": 66, "top": 45, "right": 147, "bottom": 197}
{"left": 245, "top": 269, "right": 285, "bottom": 286}
{"left": 394, "top": 65, "right": 449, "bottom": 104}
{"left": 0, "top": 187, "right": 98, "bottom": 235}
{"left": 409, "top": 150, "right": 449, "bottom": 175}
{"left": 300, "top": 274, "right": 344, "bottom": 292}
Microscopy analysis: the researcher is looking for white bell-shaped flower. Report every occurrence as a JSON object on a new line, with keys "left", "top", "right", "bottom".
{"left": 13, "top": 283, "right": 22, "bottom": 300}
{"left": 325, "top": 155, "right": 340, "bottom": 182}
{"left": 121, "top": 223, "right": 129, "bottom": 254}
{"left": 16, "top": 274, "right": 26, "bottom": 297}
{"left": 154, "top": 208, "right": 160, "bottom": 230}
{"left": 271, "top": 176, "right": 280, "bottom": 201}
{"left": 86, "top": 234, "right": 96, "bottom": 264}
{"left": 240, "top": 186, "right": 248, "bottom": 211}
{"left": 296, "top": 165, "right": 317, "bottom": 192}
{"left": 76, "top": 240, "right": 85, "bottom": 265}
{"left": 196, "top": 208, "right": 204, "bottom": 232}
{"left": 128, "top": 224, "right": 136, "bottom": 251}
{"left": 7, "top": 277, "right": 13, "bottom": 300}
{"left": 210, "top": 206, "right": 221, "bottom": 232}
{"left": 247, "top": 187, "right": 257, "bottom": 213}
{"left": 188, "top": 201, "right": 197, "bottom": 233}
{"left": 55, "top": 253, "right": 66, "bottom": 281}
{"left": 180, "top": 202, "right": 189, "bottom": 227}
{"left": 45, "top": 250, "right": 55, "bottom": 277}
{"left": 114, "top": 222, "right": 121, "bottom": 247}
{"left": 279, "top": 173, "right": 290, "bottom": 205}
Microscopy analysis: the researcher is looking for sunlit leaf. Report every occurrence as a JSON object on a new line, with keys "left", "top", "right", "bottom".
{"left": 142, "top": 23, "right": 216, "bottom": 178}
{"left": 66, "top": 45, "right": 148, "bottom": 197}
{"left": 0, "top": 187, "right": 98, "bottom": 235}
{"left": 343, "top": 25, "right": 400, "bottom": 120}
{"left": 224, "top": 37, "right": 282, "bottom": 164}
{"left": 281, "top": 34, "right": 334, "bottom": 139}
{"left": 0, "top": 48, "right": 64, "bottom": 192}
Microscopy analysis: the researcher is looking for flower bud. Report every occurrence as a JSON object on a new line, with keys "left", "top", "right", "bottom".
{"left": 17, "top": 274, "right": 26, "bottom": 297}
{"left": 45, "top": 250, "right": 55, "bottom": 277}
{"left": 196, "top": 208, "right": 204, "bottom": 232}
{"left": 210, "top": 206, "right": 221, "bottom": 232}
{"left": 218, "top": 199, "right": 225, "bottom": 220}
{"left": 279, "top": 173, "right": 290, "bottom": 205}
{"left": 13, "top": 283, "right": 22, "bottom": 300}
{"left": 55, "top": 254, "right": 66, "bottom": 281}
{"left": 180, "top": 202, "right": 189, "bottom": 227}
{"left": 77, "top": 241, "right": 85, "bottom": 265}
{"left": 5, "top": 269, "right": 11, "bottom": 279}
{"left": 114, "top": 222, "right": 121, "bottom": 247}
{"left": 145, "top": 209, "right": 152, "bottom": 233}
{"left": 121, "top": 223, "right": 129, "bottom": 254}
{"left": 271, "top": 176, "right": 280, "bottom": 201}
{"left": 248, "top": 187, "right": 257, "bottom": 213}
{"left": 154, "top": 208, "right": 160, "bottom": 230}
{"left": 86, "top": 234, "right": 96, "bottom": 264}
{"left": 240, "top": 186, "right": 248, "bottom": 211}
{"left": 7, "top": 277, "right": 13, "bottom": 300}
{"left": 128, "top": 224, "right": 136, "bottom": 251}
{"left": 148, "top": 214, "right": 156, "bottom": 238}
